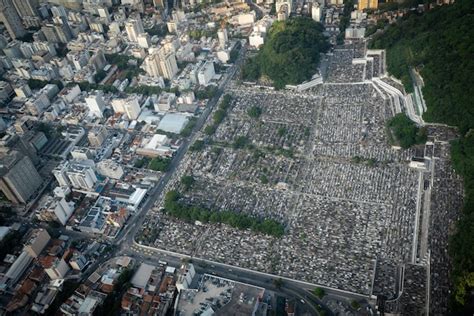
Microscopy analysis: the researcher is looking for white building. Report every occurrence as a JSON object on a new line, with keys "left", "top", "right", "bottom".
{"left": 155, "top": 92, "right": 176, "bottom": 112}
{"left": 197, "top": 61, "right": 215, "bottom": 86}
{"left": 345, "top": 26, "right": 366, "bottom": 39}
{"left": 88, "top": 126, "right": 108, "bottom": 147}
{"left": 249, "top": 32, "right": 265, "bottom": 48}
{"left": 45, "top": 258, "right": 70, "bottom": 280}
{"left": 111, "top": 95, "right": 142, "bottom": 120}
{"left": 276, "top": 0, "right": 293, "bottom": 15}
{"left": 217, "top": 50, "right": 230, "bottom": 63}
{"left": 237, "top": 13, "right": 256, "bottom": 25}
{"left": 131, "top": 263, "right": 155, "bottom": 289}
{"left": 143, "top": 53, "right": 161, "bottom": 77}
{"left": 176, "top": 263, "right": 196, "bottom": 292}
{"left": 5, "top": 251, "right": 33, "bottom": 287}
{"left": 158, "top": 49, "right": 178, "bottom": 80}
{"left": 157, "top": 113, "right": 189, "bottom": 134}
{"left": 249, "top": 16, "right": 274, "bottom": 49}
{"left": 217, "top": 28, "right": 228, "bottom": 49}
{"left": 24, "top": 229, "right": 51, "bottom": 258}
{"left": 177, "top": 91, "right": 195, "bottom": 105}
{"left": 312, "top": 4, "right": 321, "bottom": 21}
{"left": 69, "top": 252, "right": 88, "bottom": 271}
{"left": 43, "top": 196, "right": 75, "bottom": 225}
{"left": 53, "top": 161, "right": 71, "bottom": 187}
{"left": 109, "top": 22, "right": 120, "bottom": 35}
{"left": 136, "top": 134, "right": 170, "bottom": 157}
{"left": 66, "top": 164, "right": 97, "bottom": 190}
{"left": 125, "top": 18, "right": 144, "bottom": 42}
{"left": 96, "top": 160, "right": 124, "bottom": 179}
{"left": 85, "top": 92, "right": 106, "bottom": 118}
{"left": 71, "top": 147, "right": 95, "bottom": 161}
{"left": 137, "top": 32, "right": 150, "bottom": 48}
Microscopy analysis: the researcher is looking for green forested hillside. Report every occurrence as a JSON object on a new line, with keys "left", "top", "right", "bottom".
{"left": 242, "top": 17, "right": 329, "bottom": 88}
{"left": 370, "top": 0, "right": 474, "bottom": 308}
{"left": 370, "top": 0, "right": 474, "bottom": 133}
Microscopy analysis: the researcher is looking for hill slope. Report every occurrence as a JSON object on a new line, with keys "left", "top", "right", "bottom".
{"left": 242, "top": 17, "right": 330, "bottom": 89}
{"left": 370, "top": 0, "right": 474, "bottom": 309}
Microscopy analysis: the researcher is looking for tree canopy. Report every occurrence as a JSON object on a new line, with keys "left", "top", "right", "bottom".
{"left": 242, "top": 17, "right": 330, "bottom": 89}
{"left": 370, "top": 0, "right": 474, "bottom": 132}
{"left": 387, "top": 113, "right": 426, "bottom": 148}
{"left": 164, "top": 190, "right": 285, "bottom": 237}
{"left": 371, "top": 0, "right": 474, "bottom": 309}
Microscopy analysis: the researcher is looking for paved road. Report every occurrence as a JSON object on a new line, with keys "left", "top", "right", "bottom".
{"left": 114, "top": 45, "right": 246, "bottom": 250}
{"left": 121, "top": 246, "right": 327, "bottom": 315}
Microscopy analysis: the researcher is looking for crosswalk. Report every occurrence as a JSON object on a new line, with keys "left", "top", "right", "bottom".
{"left": 130, "top": 245, "right": 155, "bottom": 256}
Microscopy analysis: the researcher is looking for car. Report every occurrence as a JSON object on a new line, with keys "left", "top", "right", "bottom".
{"left": 300, "top": 299, "right": 305, "bottom": 304}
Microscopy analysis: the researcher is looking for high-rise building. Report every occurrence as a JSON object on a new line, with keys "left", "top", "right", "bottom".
{"left": 312, "top": 4, "right": 321, "bottom": 21}
{"left": 125, "top": 17, "right": 144, "bottom": 42}
{"left": 50, "top": 5, "right": 67, "bottom": 18}
{"left": 97, "top": 7, "right": 110, "bottom": 23}
{"left": 358, "top": 0, "right": 378, "bottom": 10}
{"left": 12, "top": 0, "right": 40, "bottom": 28}
{"left": 85, "top": 92, "right": 106, "bottom": 118}
{"left": 217, "top": 28, "right": 228, "bottom": 49}
{"left": 0, "top": 0, "right": 26, "bottom": 39}
{"left": 0, "top": 150, "right": 42, "bottom": 204}
{"left": 54, "top": 17, "right": 72, "bottom": 42}
{"left": 53, "top": 161, "right": 70, "bottom": 187}
{"left": 88, "top": 126, "right": 108, "bottom": 147}
{"left": 43, "top": 197, "right": 74, "bottom": 225}
{"left": 24, "top": 228, "right": 50, "bottom": 258}
{"left": 112, "top": 96, "right": 142, "bottom": 120}
{"left": 137, "top": 32, "right": 150, "bottom": 48}
{"left": 89, "top": 49, "right": 107, "bottom": 72}
{"left": 44, "top": 258, "right": 70, "bottom": 280}
{"left": 197, "top": 61, "right": 215, "bottom": 86}
{"left": 41, "top": 24, "right": 58, "bottom": 43}
{"left": 158, "top": 49, "right": 178, "bottom": 80}
{"left": 40, "top": 17, "right": 72, "bottom": 44}
{"left": 66, "top": 163, "right": 97, "bottom": 190}
{"left": 144, "top": 53, "right": 161, "bottom": 77}
{"left": 6, "top": 132, "right": 42, "bottom": 165}
{"left": 12, "top": 0, "right": 38, "bottom": 17}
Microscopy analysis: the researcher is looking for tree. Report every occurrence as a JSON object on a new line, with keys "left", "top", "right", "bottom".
{"left": 351, "top": 300, "right": 361, "bottom": 310}
{"left": 146, "top": 24, "right": 168, "bottom": 37}
{"left": 181, "top": 175, "right": 195, "bottom": 191}
{"left": 195, "top": 85, "right": 217, "bottom": 100}
{"left": 190, "top": 140, "right": 205, "bottom": 151}
{"left": 241, "top": 17, "right": 330, "bottom": 88}
{"left": 277, "top": 127, "right": 287, "bottom": 137}
{"left": 387, "top": 113, "right": 426, "bottom": 148}
{"left": 163, "top": 190, "right": 285, "bottom": 237}
{"left": 313, "top": 287, "right": 326, "bottom": 299}
{"left": 213, "top": 109, "right": 226, "bottom": 124}
{"left": 134, "top": 158, "right": 148, "bottom": 168}
{"left": 204, "top": 125, "right": 216, "bottom": 135}
{"left": 94, "top": 70, "right": 107, "bottom": 83}
{"left": 247, "top": 106, "right": 262, "bottom": 119}
{"left": 233, "top": 136, "right": 249, "bottom": 149}
{"left": 180, "top": 118, "right": 197, "bottom": 137}
{"left": 273, "top": 278, "right": 284, "bottom": 289}
{"left": 148, "top": 157, "right": 171, "bottom": 172}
